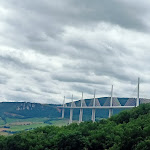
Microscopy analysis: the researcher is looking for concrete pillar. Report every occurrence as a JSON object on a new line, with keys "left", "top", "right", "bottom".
{"left": 79, "top": 92, "right": 83, "bottom": 123}
{"left": 109, "top": 108, "right": 113, "bottom": 118}
{"left": 136, "top": 77, "right": 140, "bottom": 107}
{"left": 69, "top": 108, "right": 73, "bottom": 124}
{"left": 69, "top": 95, "right": 74, "bottom": 124}
{"left": 92, "top": 108, "right": 95, "bottom": 122}
{"left": 109, "top": 85, "right": 113, "bottom": 118}
{"left": 92, "top": 90, "right": 96, "bottom": 122}
{"left": 62, "top": 96, "right": 65, "bottom": 119}
{"left": 79, "top": 108, "right": 83, "bottom": 123}
{"left": 62, "top": 109, "right": 64, "bottom": 119}
{"left": 110, "top": 85, "right": 113, "bottom": 107}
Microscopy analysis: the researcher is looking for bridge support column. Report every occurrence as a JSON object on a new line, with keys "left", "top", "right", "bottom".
{"left": 79, "top": 92, "right": 83, "bottom": 123}
{"left": 136, "top": 77, "right": 140, "bottom": 107}
{"left": 92, "top": 108, "right": 95, "bottom": 122}
{"left": 62, "top": 96, "right": 65, "bottom": 119}
{"left": 69, "top": 108, "right": 73, "bottom": 124}
{"left": 109, "top": 85, "right": 113, "bottom": 118}
{"left": 79, "top": 108, "right": 83, "bottom": 123}
{"left": 92, "top": 90, "right": 96, "bottom": 122}
{"left": 62, "top": 108, "right": 64, "bottom": 119}
{"left": 109, "top": 108, "right": 113, "bottom": 118}
{"left": 69, "top": 94, "right": 74, "bottom": 124}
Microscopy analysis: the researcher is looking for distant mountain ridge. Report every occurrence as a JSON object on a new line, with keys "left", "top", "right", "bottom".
{"left": 0, "top": 102, "right": 61, "bottom": 119}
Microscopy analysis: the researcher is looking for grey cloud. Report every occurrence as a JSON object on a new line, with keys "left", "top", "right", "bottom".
{"left": 0, "top": 78, "right": 7, "bottom": 84}
{"left": 68, "top": 0, "right": 146, "bottom": 31}
{"left": 14, "top": 87, "right": 40, "bottom": 95}
{"left": 0, "top": 0, "right": 148, "bottom": 55}
{"left": 0, "top": 55, "right": 34, "bottom": 70}
{"left": 41, "top": 88, "right": 60, "bottom": 94}
{"left": 0, "top": 50, "right": 55, "bottom": 73}
{"left": 0, "top": 0, "right": 150, "bottom": 103}
{"left": 0, "top": 73, "right": 10, "bottom": 84}
{"left": 52, "top": 72, "right": 110, "bottom": 85}
{"left": 5, "top": 92, "right": 57, "bottom": 104}
{"left": 71, "top": 83, "right": 113, "bottom": 99}
{"left": 72, "top": 84, "right": 97, "bottom": 95}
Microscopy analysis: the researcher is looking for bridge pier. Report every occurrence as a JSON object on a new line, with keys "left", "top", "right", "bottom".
{"left": 136, "top": 77, "right": 140, "bottom": 107}
{"left": 109, "top": 108, "right": 113, "bottom": 118}
{"left": 79, "top": 92, "right": 83, "bottom": 123}
{"left": 62, "top": 108, "right": 64, "bottom": 119}
{"left": 92, "top": 108, "right": 95, "bottom": 122}
{"left": 92, "top": 90, "right": 96, "bottom": 122}
{"left": 62, "top": 96, "right": 65, "bottom": 119}
{"left": 69, "top": 108, "right": 73, "bottom": 124}
{"left": 79, "top": 108, "right": 83, "bottom": 123}
{"left": 109, "top": 85, "right": 113, "bottom": 118}
{"left": 69, "top": 95, "right": 74, "bottom": 124}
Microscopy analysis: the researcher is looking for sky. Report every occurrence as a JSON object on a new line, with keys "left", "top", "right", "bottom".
{"left": 0, "top": 0, "right": 150, "bottom": 104}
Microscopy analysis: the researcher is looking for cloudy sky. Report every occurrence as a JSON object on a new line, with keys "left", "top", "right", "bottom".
{"left": 0, "top": 0, "right": 150, "bottom": 104}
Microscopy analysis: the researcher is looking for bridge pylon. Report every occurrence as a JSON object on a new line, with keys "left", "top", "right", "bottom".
{"left": 136, "top": 77, "right": 140, "bottom": 107}
{"left": 92, "top": 90, "right": 96, "bottom": 122}
{"left": 109, "top": 85, "right": 113, "bottom": 118}
{"left": 62, "top": 96, "right": 65, "bottom": 119}
{"left": 69, "top": 94, "right": 73, "bottom": 124}
{"left": 79, "top": 92, "right": 83, "bottom": 123}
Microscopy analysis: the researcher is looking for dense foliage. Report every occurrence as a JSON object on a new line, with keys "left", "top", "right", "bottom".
{"left": 0, "top": 103, "right": 150, "bottom": 150}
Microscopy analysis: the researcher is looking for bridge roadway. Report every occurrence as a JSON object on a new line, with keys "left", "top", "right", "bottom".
{"left": 58, "top": 106, "right": 135, "bottom": 109}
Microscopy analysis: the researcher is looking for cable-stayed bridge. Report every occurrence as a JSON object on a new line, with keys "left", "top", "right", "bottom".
{"left": 58, "top": 78, "right": 150, "bottom": 124}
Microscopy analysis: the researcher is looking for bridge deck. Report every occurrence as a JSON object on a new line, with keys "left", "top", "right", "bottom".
{"left": 58, "top": 106, "right": 135, "bottom": 109}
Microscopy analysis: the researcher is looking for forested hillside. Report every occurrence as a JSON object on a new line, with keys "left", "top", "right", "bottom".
{"left": 0, "top": 103, "right": 150, "bottom": 150}
{"left": 0, "top": 102, "right": 61, "bottom": 119}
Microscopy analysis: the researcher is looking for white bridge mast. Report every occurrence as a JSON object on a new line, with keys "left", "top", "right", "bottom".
{"left": 62, "top": 96, "right": 65, "bottom": 119}
{"left": 109, "top": 85, "right": 113, "bottom": 118}
{"left": 136, "top": 77, "right": 140, "bottom": 107}
{"left": 79, "top": 92, "right": 83, "bottom": 123}
{"left": 69, "top": 94, "right": 73, "bottom": 124}
{"left": 92, "top": 90, "right": 96, "bottom": 122}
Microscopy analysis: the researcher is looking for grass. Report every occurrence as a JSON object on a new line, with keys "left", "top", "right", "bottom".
{"left": 0, "top": 118, "right": 5, "bottom": 125}
{"left": 0, "top": 132, "right": 10, "bottom": 136}
{"left": 5, "top": 117, "right": 49, "bottom": 124}
{"left": 9, "top": 123, "right": 50, "bottom": 131}
{"left": 49, "top": 119, "right": 69, "bottom": 126}
{"left": 0, "top": 117, "right": 74, "bottom": 135}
